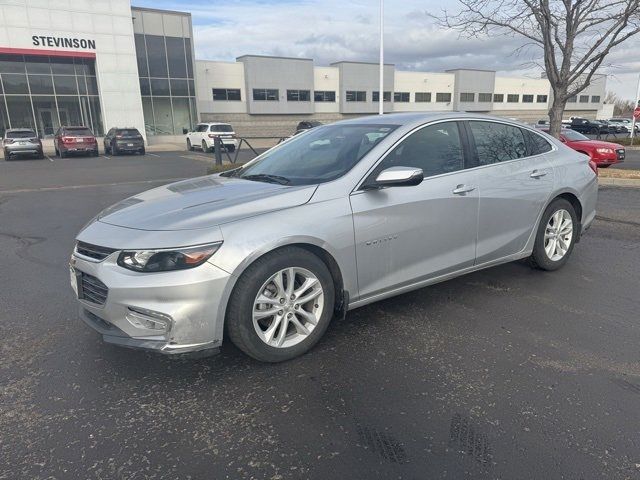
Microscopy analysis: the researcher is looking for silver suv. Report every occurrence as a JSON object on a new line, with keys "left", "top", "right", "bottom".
{"left": 3, "top": 129, "right": 44, "bottom": 160}
{"left": 71, "top": 113, "right": 598, "bottom": 362}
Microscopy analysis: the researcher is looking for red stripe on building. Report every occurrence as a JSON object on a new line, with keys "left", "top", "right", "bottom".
{"left": 0, "top": 47, "right": 96, "bottom": 59}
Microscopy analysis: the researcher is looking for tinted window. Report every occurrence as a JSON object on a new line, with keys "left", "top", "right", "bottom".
{"left": 376, "top": 122, "right": 464, "bottom": 178}
{"left": 53, "top": 75, "right": 78, "bottom": 95}
{"left": 2, "top": 74, "right": 29, "bottom": 94}
{"left": 209, "top": 124, "right": 233, "bottom": 133}
{"left": 64, "top": 127, "right": 93, "bottom": 136}
{"left": 28, "top": 75, "right": 54, "bottom": 94}
{"left": 6, "top": 130, "right": 36, "bottom": 138}
{"left": 524, "top": 130, "right": 553, "bottom": 155}
{"left": 469, "top": 121, "right": 527, "bottom": 165}
{"left": 150, "top": 78, "right": 170, "bottom": 96}
{"left": 166, "top": 37, "right": 187, "bottom": 78}
{"left": 116, "top": 129, "right": 141, "bottom": 137}
{"left": 146, "top": 35, "right": 168, "bottom": 78}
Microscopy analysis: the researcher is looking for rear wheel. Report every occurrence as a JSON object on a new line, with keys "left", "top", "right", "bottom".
{"left": 227, "top": 247, "right": 335, "bottom": 362}
{"left": 529, "top": 198, "right": 578, "bottom": 271}
{"left": 187, "top": 139, "right": 194, "bottom": 151}
{"left": 202, "top": 140, "right": 210, "bottom": 153}
{"left": 227, "top": 145, "right": 236, "bottom": 153}
{"left": 111, "top": 142, "right": 119, "bottom": 156}
{"left": 3, "top": 148, "right": 10, "bottom": 161}
{"left": 139, "top": 147, "right": 146, "bottom": 155}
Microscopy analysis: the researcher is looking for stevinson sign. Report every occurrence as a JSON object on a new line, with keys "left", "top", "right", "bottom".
{"left": 32, "top": 35, "right": 96, "bottom": 50}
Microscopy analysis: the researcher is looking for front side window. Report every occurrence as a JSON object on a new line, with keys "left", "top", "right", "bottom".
{"left": 469, "top": 121, "right": 527, "bottom": 165}
{"left": 374, "top": 122, "right": 464, "bottom": 178}
{"left": 233, "top": 124, "right": 398, "bottom": 186}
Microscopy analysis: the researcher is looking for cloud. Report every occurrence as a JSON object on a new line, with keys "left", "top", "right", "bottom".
{"left": 133, "top": 0, "right": 640, "bottom": 99}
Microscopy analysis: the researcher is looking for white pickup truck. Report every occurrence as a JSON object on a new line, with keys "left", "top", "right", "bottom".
{"left": 186, "top": 123, "right": 239, "bottom": 153}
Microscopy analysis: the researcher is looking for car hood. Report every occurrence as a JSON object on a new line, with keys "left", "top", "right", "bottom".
{"left": 568, "top": 139, "right": 623, "bottom": 150}
{"left": 97, "top": 175, "right": 317, "bottom": 231}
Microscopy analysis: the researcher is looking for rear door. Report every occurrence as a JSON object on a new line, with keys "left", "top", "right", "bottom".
{"left": 466, "top": 120, "right": 554, "bottom": 264}
{"left": 350, "top": 121, "right": 480, "bottom": 300}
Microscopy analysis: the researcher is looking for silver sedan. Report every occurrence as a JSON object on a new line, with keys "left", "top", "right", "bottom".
{"left": 70, "top": 113, "right": 598, "bottom": 362}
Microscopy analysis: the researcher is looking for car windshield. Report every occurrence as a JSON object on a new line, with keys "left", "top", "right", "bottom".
{"left": 65, "top": 127, "right": 93, "bottom": 136}
{"left": 211, "top": 124, "right": 233, "bottom": 132}
{"left": 234, "top": 124, "right": 398, "bottom": 186}
{"left": 6, "top": 130, "right": 36, "bottom": 139}
{"left": 562, "top": 130, "right": 589, "bottom": 141}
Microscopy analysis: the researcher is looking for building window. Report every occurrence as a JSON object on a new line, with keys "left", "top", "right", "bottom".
{"left": 415, "top": 92, "right": 431, "bottom": 102}
{"left": 460, "top": 92, "right": 475, "bottom": 102}
{"left": 436, "top": 92, "right": 452, "bottom": 102}
{"left": 591, "top": 95, "right": 601, "bottom": 103}
{"left": 372, "top": 91, "right": 391, "bottom": 102}
{"left": 0, "top": 54, "right": 104, "bottom": 137}
{"left": 568, "top": 95, "right": 577, "bottom": 103}
{"left": 253, "top": 89, "right": 279, "bottom": 101}
{"left": 579, "top": 95, "right": 589, "bottom": 103}
{"left": 212, "top": 88, "right": 241, "bottom": 101}
{"left": 314, "top": 91, "right": 336, "bottom": 102}
{"left": 522, "top": 94, "right": 534, "bottom": 103}
{"left": 507, "top": 94, "right": 520, "bottom": 103}
{"left": 493, "top": 94, "right": 504, "bottom": 102}
{"left": 394, "top": 92, "right": 410, "bottom": 102}
{"left": 287, "top": 89, "right": 310, "bottom": 102}
{"left": 478, "top": 93, "right": 492, "bottom": 102}
{"left": 537, "top": 95, "right": 548, "bottom": 103}
{"left": 346, "top": 91, "right": 366, "bottom": 102}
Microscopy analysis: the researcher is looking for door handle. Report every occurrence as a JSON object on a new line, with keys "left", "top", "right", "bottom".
{"left": 453, "top": 184, "right": 476, "bottom": 195}
{"left": 530, "top": 170, "right": 548, "bottom": 179}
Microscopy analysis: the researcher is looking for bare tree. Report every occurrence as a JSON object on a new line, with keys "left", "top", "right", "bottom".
{"left": 605, "top": 90, "right": 635, "bottom": 116}
{"left": 434, "top": 1, "right": 640, "bottom": 137}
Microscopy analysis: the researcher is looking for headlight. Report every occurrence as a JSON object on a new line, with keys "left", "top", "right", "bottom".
{"left": 596, "top": 147, "right": 614, "bottom": 154}
{"left": 117, "top": 242, "right": 222, "bottom": 272}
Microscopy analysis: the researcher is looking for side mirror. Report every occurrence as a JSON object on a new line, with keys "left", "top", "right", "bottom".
{"left": 364, "top": 166, "right": 424, "bottom": 190}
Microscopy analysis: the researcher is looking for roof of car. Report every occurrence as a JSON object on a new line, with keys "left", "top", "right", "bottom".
{"left": 333, "top": 111, "right": 535, "bottom": 129}
{"left": 6, "top": 128, "right": 35, "bottom": 132}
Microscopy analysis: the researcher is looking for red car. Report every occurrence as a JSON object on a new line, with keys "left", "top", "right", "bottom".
{"left": 542, "top": 128, "right": 625, "bottom": 168}
{"left": 54, "top": 126, "right": 99, "bottom": 158}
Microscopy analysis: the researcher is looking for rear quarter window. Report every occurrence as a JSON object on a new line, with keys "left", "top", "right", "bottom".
{"left": 523, "top": 129, "right": 553, "bottom": 156}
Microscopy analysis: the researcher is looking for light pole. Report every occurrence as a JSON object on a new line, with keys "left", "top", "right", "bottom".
{"left": 631, "top": 73, "right": 640, "bottom": 146}
{"left": 379, "top": 0, "right": 384, "bottom": 115}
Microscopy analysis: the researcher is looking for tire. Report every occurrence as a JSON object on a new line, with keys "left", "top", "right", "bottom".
{"left": 139, "top": 147, "right": 146, "bottom": 155}
{"left": 227, "top": 145, "right": 236, "bottom": 153}
{"left": 202, "top": 140, "right": 210, "bottom": 153}
{"left": 105, "top": 144, "right": 111, "bottom": 155}
{"left": 187, "top": 139, "right": 194, "bottom": 152}
{"left": 37, "top": 150, "right": 44, "bottom": 159}
{"left": 227, "top": 247, "right": 335, "bottom": 362}
{"left": 111, "top": 142, "right": 119, "bottom": 156}
{"left": 3, "top": 148, "right": 10, "bottom": 161}
{"left": 529, "top": 198, "right": 578, "bottom": 271}
{"left": 59, "top": 149, "right": 65, "bottom": 159}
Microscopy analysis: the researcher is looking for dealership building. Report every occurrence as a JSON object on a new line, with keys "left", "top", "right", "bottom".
{"left": 0, "top": 2, "right": 609, "bottom": 142}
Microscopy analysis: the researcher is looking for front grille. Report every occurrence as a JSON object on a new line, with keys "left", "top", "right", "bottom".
{"left": 79, "top": 273, "right": 109, "bottom": 306}
{"left": 76, "top": 241, "right": 117, "bottom": 261}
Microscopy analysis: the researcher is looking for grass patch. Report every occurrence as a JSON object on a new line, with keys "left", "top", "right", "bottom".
{"left": 599, "top": 168, "right": 640, "bottom": 179}
{"left": 207, "top": 163, "right": 242, "bottom": 175}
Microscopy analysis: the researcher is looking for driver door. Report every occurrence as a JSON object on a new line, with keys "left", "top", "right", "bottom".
{"left": 350, "top": 121, "right": 480, "bottom": 300}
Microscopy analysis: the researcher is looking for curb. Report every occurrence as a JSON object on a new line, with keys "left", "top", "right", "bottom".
{"left": 599, "top": 177, "right": 640, "bottom": 188}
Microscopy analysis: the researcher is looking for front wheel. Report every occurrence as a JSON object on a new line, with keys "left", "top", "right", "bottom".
{"left": 187, "top": 139, "right": 194, "bottom": 151}
{"left": 226, "top": 247, "right": 335, "bottom": 362}
{"left": 529, "top": 198, "right": 578, "bottom": 271}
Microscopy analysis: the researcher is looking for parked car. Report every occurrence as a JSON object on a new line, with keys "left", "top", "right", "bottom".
{"left": 296, "top": 120, "right": 322, "bottom": 134}
{"left": 54, "top": 126, "right": 98, "bottom": 158}
{"left": 541, "top": 128, "right": 625, "bottom": 167}
{"left": 71, "top": 113, "right": 598, "bottom": 362}
{"left": 2, "top": 128, "right": 44, "bottom": 160}
{"left": 186, "top": 123, "right": 238, "bottom": 153}
{"left": 609, "top": 117, "right": 638, "bottom": 133}
{"left": 104, "top": 128, "right": 145, "bottom": 156}
{"left": 569, "top": 117, "right": 608, "bottom": 135}
{"left": 605, "top": 119, "right": 628, "bottom": 134}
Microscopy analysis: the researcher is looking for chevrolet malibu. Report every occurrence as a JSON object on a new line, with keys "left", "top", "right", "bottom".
{"left": 70, "top": 113, "right": 598, "bottom": 362}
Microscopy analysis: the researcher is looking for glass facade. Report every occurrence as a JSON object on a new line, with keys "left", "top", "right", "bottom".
{"left": 135, "top": 33, "right": 197, "bottom": 136}
{"left": 0, "top": 54, "right": 103, "bottom": 137}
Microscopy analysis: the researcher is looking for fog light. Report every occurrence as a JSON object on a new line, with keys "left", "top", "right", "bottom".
{"left": 126, "top": 307, "right": 172, "bottom": 332}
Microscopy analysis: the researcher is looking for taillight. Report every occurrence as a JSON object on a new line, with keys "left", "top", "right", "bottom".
{"left": 208, "top": 134, "right": 217, "bottom": 139}
{"left": 588, "top": 160, "right": 598, "bottom": 177}
{"left": 62, "top": 137, "right": 74, "bottom": 144}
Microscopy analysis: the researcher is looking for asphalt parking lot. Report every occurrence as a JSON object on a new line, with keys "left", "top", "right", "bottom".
{"left": 1, "top": 153, "right": 640, "bottom": 480}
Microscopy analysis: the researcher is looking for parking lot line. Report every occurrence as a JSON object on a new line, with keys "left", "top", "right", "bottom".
{"left": 101, "top": 155, "right": 110, "bottom": 160}
{"left": 0, "top": 177, "right": 186, "bottom": 195}
{"left": 146, "top": 152, "right": 160, "bottom": 157}
{"left": 46, "top": 155, "right": 54, "bottom": 162}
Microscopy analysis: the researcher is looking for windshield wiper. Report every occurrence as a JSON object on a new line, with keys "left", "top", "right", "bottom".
{"left": 241, "top": 174, "right": 291, "bottom": 185}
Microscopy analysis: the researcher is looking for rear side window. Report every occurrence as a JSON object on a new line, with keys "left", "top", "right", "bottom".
{"left": 469, "top": 121, "right": 526, "bottom": 165}
{"left": 524, "top": 130, "right": 553, "bottom": 155}
{"left": 376, "top": 121, "right": 464, "bottom": 178}
{"left": 64, "top": 127, "right": 93, "bottom": 136}
{"left": 6, "top": 130, "right": 36, "bottom": 139}
{"left": 209, "top": 124, "right": 233, "bottom": 133}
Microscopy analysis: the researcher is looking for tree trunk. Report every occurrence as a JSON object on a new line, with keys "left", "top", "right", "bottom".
{"left": 548, "top": 99, "right": 566, "bottom": 139}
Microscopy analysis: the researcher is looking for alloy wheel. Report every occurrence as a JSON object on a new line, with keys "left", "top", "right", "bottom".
{"left": 544, "top": 209, "right": 573, "bottom": 262}
{"left": 252, "top": 267, "right": 324, "bottom": 348}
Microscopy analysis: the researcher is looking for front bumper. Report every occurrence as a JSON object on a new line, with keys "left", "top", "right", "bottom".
{"left": 71, "top": 251, "right": 232, "bottom": 354}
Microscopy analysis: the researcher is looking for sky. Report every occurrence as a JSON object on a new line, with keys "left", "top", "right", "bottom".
{"left": 133, "top": 0, "right": 640, "bottom": 101}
